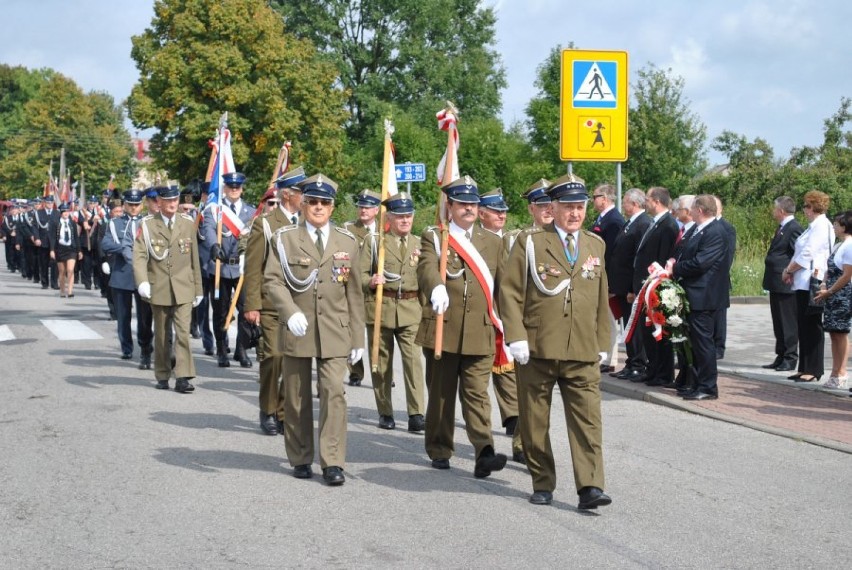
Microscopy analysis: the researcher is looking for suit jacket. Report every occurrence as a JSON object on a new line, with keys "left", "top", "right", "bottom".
{"left": 762, "top": 218, "right": 803, "bottom": 293}
{"left": 101, "top": 214, "right": 143, "bottom": 291}
{"left": 360, "top": 232, "right": 422, "bottom": 329}
{"left": 500, "top": 225, "right": 610, "bottom": 362}
{"left": 633, "top": 211, "right": 679, "bottom": 293}
{"left": 243, "top": 207, "right": 292, "bottom": 312}
{"left": 201, "top": 200, "right": 256, "bottom": 279}
{"left": 608, "top": 212, "right": 652, "bottom": 296}
{"left": 264, "top": 223, "right": 365, "bottom": 358}
{"left": 415, "top": 225, "right": 503, "bottom": 355}
{"left": 132, "top": 214, "right": 203, "bottom": 306}
{"left": 590, "top": 207, "right": 625, "bottom": 269}
{"left": 50, "top": 217, "right": 81, "bottom": 253}
{"left": 673, "top": 220, "right": 729, "bottom": 311}
{"left": 343, "top": 219, "right": 374, "bottom": 248}
{"left": 34, "top": 208, "right": 60, "bottom": 248}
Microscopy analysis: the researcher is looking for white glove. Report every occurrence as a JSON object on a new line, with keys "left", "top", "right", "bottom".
{"left": 138, "top": 282, "right": 151, "bottom": 299}
{"left": 193, "top": 295, "right": 203, "bottom": 307}
{"left": 101, "top": 261, "right": 111, "bottom": 275}
{"left": 238, "top": 253, "right": 245, "bottom": 275}
{"left": 348, "top": 348, "right": 364, "bottom": 365}
{"left": 509, "top": 341, "right": 530, "bottom": 365}
{"left": 598, "top": 352, "right": 607, "bottom": 363}
{"left": 430, "top": 284, "right": 449, "bottom": 314}
{"left": 287, "top": 312, "right": 308, "bottom": 337}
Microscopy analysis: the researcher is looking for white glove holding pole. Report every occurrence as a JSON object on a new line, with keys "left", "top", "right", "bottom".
{"left": 509, "top": 341, "right": 530, "bottom": 365}
{"left": 430, "top": 284, "right": 449, "bottom": 314}
{"left": 239, "top": 254, "right": 245, "bottom": 275}
{"left": 598, "top": 352, "right": 607, "bottom": 363}
{"left": 287, "top": 312, "right": 308, "bottom": 337}
{"left": 138, "top": 281, "right": 151, "bottom": 299}
{"left": 101, "top": 261, "right": 111, "bottom": 275}
{"left": 348, "top": 348, "right": 364, "bottom": 365}
{"left": 193, "top": 295, "right": 203, "bottom": 307}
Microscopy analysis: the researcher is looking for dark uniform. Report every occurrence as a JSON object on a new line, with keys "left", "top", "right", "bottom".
{"left": 33, "top": 197, "right": 60, "bottom": 289}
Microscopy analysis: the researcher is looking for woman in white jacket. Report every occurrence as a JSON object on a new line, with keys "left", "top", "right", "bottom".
{"left": 782, "top": 190, "right": 834, "bottom": 382}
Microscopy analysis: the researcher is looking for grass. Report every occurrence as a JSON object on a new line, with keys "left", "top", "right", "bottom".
{"left": 731, "top": 245, "right": 767, "bottom": 297}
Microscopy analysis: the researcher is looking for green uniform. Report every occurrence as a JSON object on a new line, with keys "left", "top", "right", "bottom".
{"left": 343, "top": 220, "right": 373, "bottom": 383}
{"left": 499, "top": 224, "right": 610, "bottom": 494}
{"left": 132, "top": 213, "right": 203, "bottom": 381}
{"left": 360, "top": 231, "right": 425, "bottom": 419}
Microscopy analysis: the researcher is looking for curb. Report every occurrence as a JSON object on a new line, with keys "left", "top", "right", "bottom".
{"left": 729, "top": 296, "right": 769, "bottom": 304}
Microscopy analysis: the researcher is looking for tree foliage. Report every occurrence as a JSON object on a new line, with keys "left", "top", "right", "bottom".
{"left": 127, "top": 0, "right": 348, "bottom": 198}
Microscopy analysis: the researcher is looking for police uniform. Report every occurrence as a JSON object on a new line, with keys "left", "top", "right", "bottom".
{"left": 499, "top": 174, "right": 612, "bottom": 509}
{"left": 343, "top": 189, "right": 381, "bottom": 387}
{"left": 359, "top": 193, "right": 425, "bottom": 432}
{"left": 194, "top": 182, "right": 215, "bottom": 356}
{"left": 415, "top": 176, "right": 508, "bottom": 478}
{"left": 243, "top": 166, "right": 306, "bottom": 435}
{"left": 101, "top": 190, "right": 154, "bottom": 363}
{"left": 33, "top": 196, "right": 60, "bottom": 289}
{"left": 264, "top": 174, "right": 365, "bottom": 485}
{"left": 132, "top": 186, "right": 203, "bottom": 392}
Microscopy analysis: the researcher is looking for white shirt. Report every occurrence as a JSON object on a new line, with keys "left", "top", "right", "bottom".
{"left": 779, "top": 215, "right": 795, "bottom": 229}
{"left": 305, "top": 220, "right": 329, "bottom": 252}
{"left": 160, "top": 213, "right": 176, "bottom": 228}
{"left": 225, "top": 199, "right": 243, "bottom": 216}
{"left": 449, "top": 220, "right": 474, "bottom": 241}
{"left": 832, "top": 238, "right": 852, "bottom": 270}
{"left": 792, "top": 213, "right": 834, "bottom": 290}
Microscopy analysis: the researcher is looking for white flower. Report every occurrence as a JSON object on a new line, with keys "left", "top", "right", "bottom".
{"left": 660, "top": 287, "right": 680, "bottom": 310}
{"left": 670, "top": 336, "right": 687, "bottom": 343}
{"left": 667, "top": 315, "right": 682, "bottom": 327}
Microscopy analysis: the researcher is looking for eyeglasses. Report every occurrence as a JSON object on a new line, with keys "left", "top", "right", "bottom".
{"left": 306, "top": 198, "right": 332, "bottom": 207}
{"left": 803, "top": 204, "right": 812, "bottom": 210}
{"left": 592, "top": 194, "right": 606, "bottom": 199}
{"left": 224, "top": 184, "right": 242, "bottom": 189}
{"left": 266, "top": 200, "right": 279, "bottom": 206}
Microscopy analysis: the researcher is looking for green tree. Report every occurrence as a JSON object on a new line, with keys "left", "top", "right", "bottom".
{"left": 127, "top": 0, "right": 348, "bottom": 199}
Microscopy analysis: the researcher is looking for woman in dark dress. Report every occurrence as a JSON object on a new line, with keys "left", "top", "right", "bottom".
{"left": 50, "top": 203, "right": 82, "bottom": 298}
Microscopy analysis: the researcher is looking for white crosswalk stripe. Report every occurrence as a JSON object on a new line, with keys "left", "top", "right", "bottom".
{"left": 0, "top": 324, "right": 14, "bottom": 342}
{"left": 40, "top": 319, "right": 104, "bottom": 340}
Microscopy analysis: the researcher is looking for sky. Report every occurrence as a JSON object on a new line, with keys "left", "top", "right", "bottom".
{"left": 2, "top": 0, "right": 851, "bottom": 166}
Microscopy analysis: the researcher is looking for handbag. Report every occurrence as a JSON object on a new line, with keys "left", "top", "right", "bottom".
{"left": 806, "top": 275, "right": 824, "bottom": 314}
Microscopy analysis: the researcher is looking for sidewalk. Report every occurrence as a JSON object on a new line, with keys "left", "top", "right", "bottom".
{"left": 602, "top": 300, "right": 852, "bottom": 454}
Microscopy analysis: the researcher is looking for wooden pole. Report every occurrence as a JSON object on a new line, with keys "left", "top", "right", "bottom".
{"left": 433, "top": 102, "right": 458, "bottom": 360}
{"left": 213, "top": 112, "right": 228, "bottom": 300}
{"left": 370, "top": 120, "right": 394, "bottom": 372}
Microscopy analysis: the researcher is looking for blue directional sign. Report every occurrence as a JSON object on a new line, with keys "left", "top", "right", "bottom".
{"left": 395, "top": 162, "right": 426, "bottom": 183}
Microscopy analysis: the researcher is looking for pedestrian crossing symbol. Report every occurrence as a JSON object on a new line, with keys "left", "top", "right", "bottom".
{"left": 572, "top": 61, "right": 618, "bottom": 108}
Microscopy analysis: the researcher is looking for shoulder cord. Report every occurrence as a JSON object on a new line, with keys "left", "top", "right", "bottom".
{"left": 141, "top": 220, "right": 169, "bottom": 261}
{"left": 525, "top": 234, "right": 571, "bottom": 296}
{"left": 428, "top": 229, "right": 464, "bottom": 280}
{"left": 370, "top": 235, "right": 402, "bottom": 282}
{"left": 275, "top": 231, "right": 318, "bottom": 293}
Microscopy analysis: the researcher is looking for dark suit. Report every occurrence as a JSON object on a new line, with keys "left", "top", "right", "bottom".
{"left": 591, "top": 207, "right": 625, "bottom": 269}
{"left": 714, "top": 217, "right": 737, "bottom": 358}
{"left": 762, "top": 218, "right": 803, "bottom": 364}
{"left": 674, "top": 220, "right": 729, "bottom": 396}
{"left": 633, "top": 212, "right": 679, "bottom": 383}
{"left": 608, "top": 212, "right": 652, "bottom": 371}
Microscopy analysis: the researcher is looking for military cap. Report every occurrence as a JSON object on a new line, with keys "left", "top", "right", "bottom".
{"left": 275, "top": 166, "right": 307, "bottom": 190}
{"left": 260, "top": 188, "right": 277, "bottom": 203}
{"left": 479, "top": 188, "right": 509, "bottom": 211}
{"left": 58, "top": 202, "right": 71, "bottom": 212}
{"left": 179, "top": 189, "right": 195, "bottom": 205}
{"left": 145, "top": 188, "right": 158, "bottom": 200}
{"left": 223, "top": 172, "right": 247, "bottom": 187}
{"left": 547, "top": 173, "right": 587, "bottom": 202}
{"left": 441, "top": 175, "right": 480, "bottom": 204}
{"left": 101, "top": 189, "right": 111, "bottom": 197}
{"left": 123, "top": 189, "right": 144, "bottom": 204}
{"left": 156, "top": 186, "right": 180, "bottom": 199}
{"left": 298, "top": 173, "right": 338, "bottom": 200}
{"left": 383, "top": 192, "right": 415, "bottom": 215}
{"left": 43, "top": 195, "right": 55, "bottom": 203}
{"left": 522, "top": 179, "right": 552, "bottom": 204}
{"left": 354, "top": 189, "right": 382, "bottom": 208}
{"left": 108, "top": 197, "right": 123, "bottom": 209}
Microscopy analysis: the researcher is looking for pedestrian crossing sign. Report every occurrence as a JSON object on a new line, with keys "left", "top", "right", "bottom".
{"left": 560, "top": 49, "right": 628, "bottom": 161}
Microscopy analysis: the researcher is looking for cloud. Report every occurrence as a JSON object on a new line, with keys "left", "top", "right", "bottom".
{"left": 719, "top": 0, "right": 817, "bottom": 49}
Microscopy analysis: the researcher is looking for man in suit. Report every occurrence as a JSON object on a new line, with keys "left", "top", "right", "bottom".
{"left": 201, "top": 172, "right": 257, "bottom": 368}
{"left": 589, "top": 184, "right": 625, "bottom": 374}
{"left": 33, "top": 195, "right": 60, "bottom": 289}
{"left": 243, "top": 166, "right": 307, "bottom": 435}
{"left": 608, "top": 188, "right": 653, "bottom": 381}
{"left": 673, "top": 195, "right": 730, "bottom": 400}
{"left": 360, "top": 192, "right": 426, "bottom": 432}
{"left": 133, "top": 186, "right": 204, "bottom": 393}
{"left": 343, "top": 189, "right": 381, "bottom": 387}
{"left": 714, "top": 197, "right": 737, "bottom": 360}
{"left": 500, "top": 173, "right": 612, "bottom": 509}
{"left": 264, "top": 173, "right": 365, "bottom": 486}
{"left": 761, "top": 196, "right": 803, "bottom": 371}
{"left": 415, "top": 176, "right": 508, "bottom": 479}
{"left": 671, "top": 195, "right": 696, "bottom": 392}
{"left": 633, "top": 187, "right": 679, "bottom": 387}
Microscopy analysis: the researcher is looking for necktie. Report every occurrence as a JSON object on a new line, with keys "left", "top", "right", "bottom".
{"left": 565, "top": 234, "right": 576, "bottom": 264}
{"left": 61, "top": 221, "right": 70, "bottom": 245}
{"left": 291, "top": 215, "right": 297, "bottom": 224}
{"left": 315, "top": 228, "right": 324, "bottom": 256}
{"left": 230, "top": 202, "right": 237, "bottom": 214}
{"left": 774, "top": 225, "right": 782, "bottom": 239}
{"left": 464, "top": 230, "right": 471, "bottom": 241}
{"left": 399, "top": 235, "right": 407, "bottom": 258}
{"left": 166, "top": 218, "right": 172, "bottom": 231}
{"left": 675, "top": 227, "right": 684, "bottom": 244}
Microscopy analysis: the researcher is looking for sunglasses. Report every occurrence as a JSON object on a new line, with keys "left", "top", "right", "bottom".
{"left": 306, "top": 198, "right": 332, "bottom": 207}
{"left": 266, "top": 200, "right": 279, "bottom": 206}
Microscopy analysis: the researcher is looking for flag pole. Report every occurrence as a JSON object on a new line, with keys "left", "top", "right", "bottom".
{"left": 371, "top": 119, "right": 394, "bottom": 372}
{"left": 268, "top": 141, "right": 291, "bottom": 189}
{"left": 433, "top": 102, "right": 458, "bottom": 360}
{"left": 213, "top": 112, "right": 228, "bottom": 301}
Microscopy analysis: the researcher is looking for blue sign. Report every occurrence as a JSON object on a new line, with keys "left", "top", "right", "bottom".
{"left": 395, "top": 162, "right": 426, "bottom": 183}
{"left": 572, "top": 60, "right": 618, "bottom": 109}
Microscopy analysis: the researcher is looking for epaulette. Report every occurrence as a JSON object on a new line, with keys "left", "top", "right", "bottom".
{"left": 273, "top": 225, "right": 299, "bottom": 237}
{"left": 179, "top": 213, "right": 193, "bottom": 221}
{"left": 505, "top": 228, "right": 522, "bottom": 237}
{"left": 520, "top": 226, "right": 544, "bottom": 236}
{"left": 582, "top": 229, "right": 604, "bottom": 244}
{"left": 142, "top": 215, "right": 155, "bottom": 221}
{"left": 334, "top": 226, "right": 356, "bottom": 240}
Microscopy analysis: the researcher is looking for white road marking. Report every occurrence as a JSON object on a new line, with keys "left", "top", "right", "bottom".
{"left": 41, "top": 320, "right": 103, "bottom": 340}
{"left": 0, "top": 325, "right": 14, "bottom": 342}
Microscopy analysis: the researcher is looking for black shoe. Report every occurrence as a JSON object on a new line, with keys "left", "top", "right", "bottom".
{"left": 610, "top": 368, "right": 631, "bottom": 378}
{"left": 775, "top": 360, "right": 797, "bottom": 372}
{"left": 762, "top": 357, "right": 783, "bottom": 369}
{"left": 512, "top": 450, "right": 527, "bottom": 464}
{"left": 474, "top": 449, "right": 507, "bottom": 479}
{"left": 794, "top": 374, "right": 820, "bottom": 383}
{"left": 120, "top": 352, "right": 132, "bottom": 360}
{"left": 175, "top": 378, "right": 195, "bottom": 393}
{"left": 578, "top": 486, "right": 612, "bottom": 510}
{"left": 599, "top": 364, "right": 615, "bottom": 374}
{"left": 644, "top": 377, "right": 668, "bottom": 387}
{"left": 682, "top": 391, "right": 717, "bottom": 401}
{"left": 505, "top": 416, "right": 518, "bottom": 436}
{"left": 676, "top": 385, "right": 694, "bottom": 396}
{"left": 293, "top": 464, "right": 313, "bottom": 479}
{"left": 84, "top": 285, "right": 91, "bottom": 290}
{"left": 787, "top": 372, "right": 804, "bottom": 380}
{"left": 41, "top": 284, "right": 49, "bottom": 289}
{"left": 217, "top": 353, "right": 230, "bottom": 368}
{"left": 155, "top": 380, "right": 169, "bottom": 390}
{"left": 349, "top": 374, "right": 361, "bottom": 387}
{"left": 408, "top": 414, "right": 425, "bottom": 433}
{"left": 190, "top": 327, "right": 201, "bottom": 339}
{"left": 138, "top": 354, "right": 152, "bottom": 370}
{"left": 259, "top": 412, "right": 278, "bottom": 435}
{"left": 628, "top": 371, "right": 649, "bottom": 383}
{"left": 51, "top": 285, "right": 59, "bottom": 290}
{"left": 322, "top": 466, "right": 345, "bottom": 486}
{"left": 238, "top": 355, "right": 252, "bottom": 368}
{"left": 529, "top": 491, "right": 553, "bottom": 505}
{"left": 431, "top": 458, "right": 450, "bottom": 470}
{"left": 378, "top": 415, "right": 396, "bottom": 430}
{"left": 204, "top": 348, "right": 215, "bottom": 356}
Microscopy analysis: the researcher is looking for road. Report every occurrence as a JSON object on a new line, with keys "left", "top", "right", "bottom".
{"left": 1, "top": 266, "right": 850, "bottom": 568}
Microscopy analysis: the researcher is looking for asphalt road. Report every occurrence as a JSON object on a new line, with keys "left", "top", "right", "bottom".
{"left": 1, "top": 268, "right": 850, "bottom": 568}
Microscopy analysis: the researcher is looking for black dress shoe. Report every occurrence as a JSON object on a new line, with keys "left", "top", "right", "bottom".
{"left": 120, "top": 352, "right": 132, "bottom": 360}
{"left": 676, "top": 385, "right": 694, "bottom": 396}
{"left": 259, "top": 412, "right": 279, "bottom": 435}
{"left": 644, "top": 377, "right": 668, "bottom": 387}
{"left": 322, "top": 466, "right": 345, "bottom": 486}
{"left": 474, "top": 450, "right": 507, "bottom": 479}
{"left": 407, "top": 414, "right": 425, "bottom": 432}
{"left": 174, "top": 378, "right": 195, "bottom": 393}
{"left": 610, "top": 368, "right": 630, "bottom": 378}
{"left": 431, "top": 458, "right": 450, "bottom": 470}
{"left": 378, "top": 415, "right": 396, "bottom": 430}
{"left": 217, "top": 353, "right": 230, "bottom": 368}
{"left": 138, "top": 354, "right": 152, "bottom": 370}
{"left": 794, "top": 374, "right": 820, "bottom": 383}
{"left": 204, "top": 348, "right": 215, "bottom": 356}
{"left": 238, "top": 355, "right": 252, "bottom": 368}
{"left": 629, "top": 372, "right": 649, "bottom": 383}
{"left": 512, "top": 450, "right": 527, "bottom": 464}
{"left": 293, "top": 464, "right": 313, "bottom": 479}
{"left": 349, "top": 374, "right": 361, "bottom": 387}
{"left": 775, "top": 361, "right": 797, "bottom": 372}
{"left": 599, "top": 364, "right": 615, "bottom": 374}
{"left": 529, "top": 491, "right": 553, "bottom": 505}
{"left": 155, "top": 380, "right": 169, "bottom": 390}
{"left": 505, "top": 416, "right": 518, "bottom": 436}
{"left": 762, "top": 357, "right": 784, "bottom": 369}
{"left": 682, "top": 391, "right": 717, "bottom": 401}
{"left": 578, "top": 486, "right": 612, "bottom": 510}
{"left": 787, "top": 372, "right": 804, "bottom": 380}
